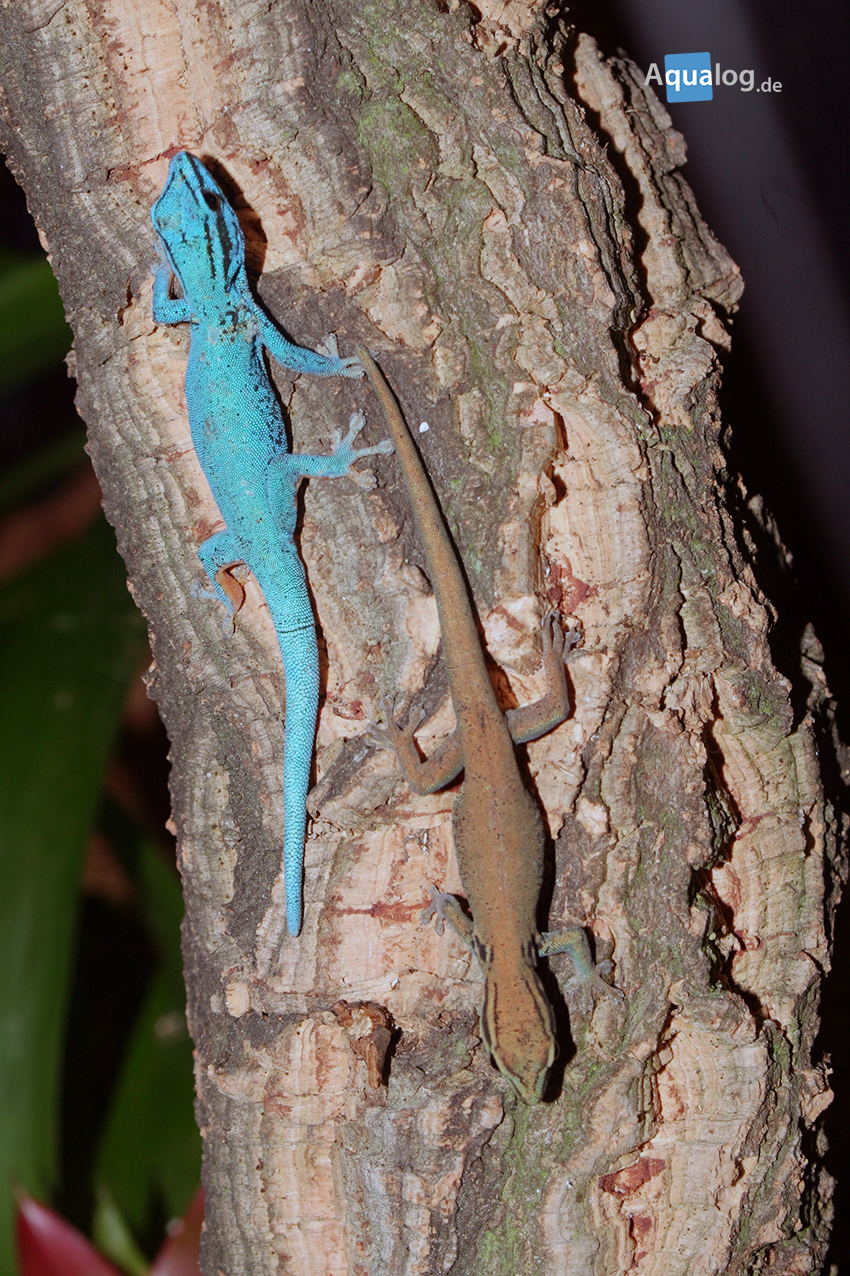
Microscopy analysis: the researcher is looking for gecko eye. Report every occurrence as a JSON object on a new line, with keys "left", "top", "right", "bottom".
{"left": 203, "top": 191, "right": 221, "bottom": 211}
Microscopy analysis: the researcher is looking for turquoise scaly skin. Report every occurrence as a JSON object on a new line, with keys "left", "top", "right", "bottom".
{"left": 151, "top": 151, "right": 391, "bottom": 937}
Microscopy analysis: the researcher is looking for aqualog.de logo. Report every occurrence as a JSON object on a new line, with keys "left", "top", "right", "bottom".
{"left": 660, "top": 52, "right": 713, "bottom": 102}
{"left": 645, "top": 53, "right": 782, "bottom": 103}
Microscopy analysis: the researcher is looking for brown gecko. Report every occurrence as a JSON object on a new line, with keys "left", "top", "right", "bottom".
{"left": 359, "top": 348, "right": 618, "bottom": 1103}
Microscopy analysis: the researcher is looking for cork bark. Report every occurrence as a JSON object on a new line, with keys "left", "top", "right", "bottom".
{"left": 0, "top": 0, "right": 841, "bottom": 1272}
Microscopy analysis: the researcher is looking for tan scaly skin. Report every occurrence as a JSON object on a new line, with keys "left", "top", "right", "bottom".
{"left": 359, "top": 348, "right": 620, "bottom": 1103}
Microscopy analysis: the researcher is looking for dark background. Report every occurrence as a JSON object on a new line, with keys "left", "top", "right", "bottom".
{"left": 579, "top": 0, "right": 850, "bottom": 682}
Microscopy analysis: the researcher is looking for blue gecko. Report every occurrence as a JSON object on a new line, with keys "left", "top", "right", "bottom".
{"left": 151, "top": 151, "right": 392, "bottom": 937}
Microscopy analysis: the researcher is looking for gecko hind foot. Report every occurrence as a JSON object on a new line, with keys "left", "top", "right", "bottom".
{"left": 422, "top": 885, "right": 474, "bottom": 946}
{"left": 540, "top": 924, "right": 625, "bottom": 1019}
{"left": 317, "top": 333, "right": 341, "bottom": 360}
{"left": 343, "top": 410, "right": 395, "bottom": 457}
{"left": 334, "top": 411, "right": 395, "bottom": 462}
{"left": 542, "top": 612, "right": 582, "bottom": 662}
{"left": 332, "top": 409, "right": 364, "bottom": 448}
{"left": 367, "top": 695, "right": 423, "bottom": 750}
{"left": 381, "top": 694, "right": 426, "bottom": 744}
{"left": 317, "top": 332, "right": 364, "bottom": 378}
{"left": 563, "top": 955, "right": 626, "bottom": 1021}
{"left": 421, "top": 884, "right": 449, "bottom": 934}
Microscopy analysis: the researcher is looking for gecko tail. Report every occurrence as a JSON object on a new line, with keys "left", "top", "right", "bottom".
{"left": 276, "top": 623, "right": 320, "bottom": 938}
{"left": 284, "top": 868, "right": 303, "bottom": 938}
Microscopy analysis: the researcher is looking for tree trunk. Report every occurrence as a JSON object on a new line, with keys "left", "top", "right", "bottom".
{"left": 0, "top": 1, "right": 841, "bottom": 1271}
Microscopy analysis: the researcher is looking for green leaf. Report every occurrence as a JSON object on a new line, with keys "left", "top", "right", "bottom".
{"left": 0, "top": 251, "right": 72, "bottom": 396}
{"left": 91, "top": 1189, "right": 149, "bottom": 1276}
{"left": 0, "top": 516, "right": 146, "bottom": 1276}
{"left": 94, "top": 840, "right": 200, "bottom": 1234}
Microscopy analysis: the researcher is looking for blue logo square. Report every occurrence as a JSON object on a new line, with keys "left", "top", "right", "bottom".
{"left": 664, "top": 52, "right": 713, "bottom": 102}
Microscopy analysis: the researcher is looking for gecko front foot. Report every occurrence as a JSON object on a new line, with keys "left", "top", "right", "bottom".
{"left": 192, "top": 581, "right": 237, "bottom": 637}
{"left": 192, "top": 562, "right": 249, "bottom": 634}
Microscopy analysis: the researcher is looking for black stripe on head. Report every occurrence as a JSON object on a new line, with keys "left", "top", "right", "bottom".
{"left": 180, "top": 154, "right": 240, "bottom": 283}
{"left": 201, "top": 218, "right": 217, "bottom": 283}
{"left": 219, "top": 216, "right": 236, "bottom": 285}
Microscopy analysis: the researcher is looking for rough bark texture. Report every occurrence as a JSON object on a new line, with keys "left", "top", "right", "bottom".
{"left": 0, "top": 0, "right": 842, "bottom": 1272}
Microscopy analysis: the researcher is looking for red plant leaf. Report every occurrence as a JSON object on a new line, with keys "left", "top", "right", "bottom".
{"left": 16, "top": 1195, "right": 122, "bottom": 1276}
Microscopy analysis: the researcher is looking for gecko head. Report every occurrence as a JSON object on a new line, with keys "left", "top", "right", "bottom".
{"left": 152, "top": 151, "right": 246, "bottom": 296}
{"left": 479, "top": 956, "right": 558, "bottom": 1104}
